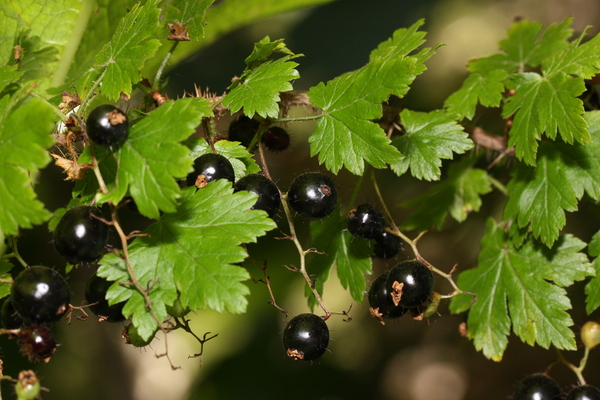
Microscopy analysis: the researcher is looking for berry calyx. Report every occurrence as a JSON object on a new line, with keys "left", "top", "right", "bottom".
{"left": 368, "top": 272, "right": 407, "bottom": 324}
{"left": 228, "top": 115, "right": 260, "bottom": 148}
{"left": 233, "top": 173, "right": 281, "bottom": 218}
{"left": 86, "top": 104, "right": 129, "bottom": 147}
{"left": 385, "top": 260, "right": 434, "bottom": 308}
{"left": 261, "top": 126, "right": 290, "bottom": 151}
{"left": 53, "top": 205, "right": 109, "bottom": 264}
{"left": 373, "top": 231, "right": 402, "bottom": 259}
{"left": 287, "top": 172, "right": 337, "bottom": 219}
{"left": 11, "top": 266, "right": 71, "bottom": 324}
{"left": 567, "top": 385, "right": 600, "bottom": 400}
{"left": 513, "top": 373, "right": 563, "bottom": 400}
{"left": 347, "top": 203, "right": 386, "bottom": 239}
{"left": 186, "top": 153, "right": 235, "bottom": 188}
{"left": 85, "top": 272, "right": 126, "bottom": 323}
{"left": 17, "top": 325, "right": 57, "bottom": 362}
{"left": 283, "top": 313, "right": 329, "bottom": 361}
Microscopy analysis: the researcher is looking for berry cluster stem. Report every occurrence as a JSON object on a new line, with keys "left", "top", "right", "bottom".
{"left": 553, "top": 347, "right": 590, "bottom": 385}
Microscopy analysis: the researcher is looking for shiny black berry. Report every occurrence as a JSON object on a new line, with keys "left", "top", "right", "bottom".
{"left": 385, "top": 260, "right": 434, "bottom": 308}
{"left": 373, "top": 231, "right": 402, "bottom": 259}
{"left": 261, "top": 126, "right": 290, "bottom": 151}
{"left": 18, "top": 325, "right": 57, "bottom": 362}
{"left": 85, "top": 272, "right": 126, "bottom": 323}
{"left": 283, "top": 313, "right": 329, "bottom": 361}
{"left": 368, "top": 272, "right": 407, "bottom": 323}
{"left": 567, "top": 385, "right": 600, "bottom": 400}
{"left": 228, "top": 115, "right": 260, "bottom": 148}
{"left": 1, "top": 297, "right": 24, "bottom": 329}
{"left": 11, "top": 266, "right": 71, "bottom": 324}
{"left": 514, "top": 373, "right": 563, "bottom": 400}
{"left": 233, "top": 174, "right": 281, "bottom": 218}
{"left": 287, "top": 172, "right": 337, "bottom": 219}
{"left": 186, "top": 153, "right": 235, "bottom": 188}
{"left": 86, "top": 104, "right": 129, "bottom": 146}
{"left": 53, "top": 205, "right": 109, "bottom": 264}
{"left": 348, "top": 203, "right": 386, "bottom": 239}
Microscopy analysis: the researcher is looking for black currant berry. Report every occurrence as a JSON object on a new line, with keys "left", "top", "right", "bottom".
{"left": 53, "top": 205, "right": 109, "bottom": 264}
{"left": 373, "top": 231, "right": 402, "bottom": 259}
{"left": 186, "top": 153, "right": 235, "bottom": 188}
{"left": 11, "top": 267, "right": 71, "bottom": 324}
{"left": 514, "top": 373, "right": 563, "bottom": 400}
{"left": 17, "top": 325, "right": 57, "bottom": 362}
{"left": 228, "top": 115, "right": 260, "bottom": 148}
{"left": 261, "top": 126, "right": 290, "bottom": 151}
{"left": 287, "top": 172, "right": 337, "bottom": 219}
{"left": 233, "top": 174, "right": 281, "bottom": 218}
{"left": 348, "top": 203, "right": 386, "bottom": 239}
{"left": 283, "top": 313, "right": 329, "bottom": 361}
{"left": 567, "top": 385, "right": 600, "bottom": 400}
{"left": 385, "top": 260, "right": 434, "bottom": 308}
{"left": 85, "top": 272, "right": 126, "bottom": 323}
{"left": 2, "top": 297, "right": 24, "bottom": 329}
{"left": 368, "top": 272, "right": 407, "bottom": 324}
{"left": 86, "top": 104, "right": 129, "bottom": 146}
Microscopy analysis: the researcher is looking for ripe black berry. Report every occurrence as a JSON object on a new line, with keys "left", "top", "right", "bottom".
{"left": 86, "top": 104, "right": 129, "bottom": 146}
{"left": 2, "top": 297, "right": 24, "bottom": 329}
{"left": 261, "top": 126, "right": 290, "bottom": 151}
{"left": 186, "top": 153, "right": 235, "bottom": 188}
{"left": 18, "top": 325, "right": 57, "bottom": 362}
{"left": 514, "top": 373, "right": 562, "bottom": 400}
{"left": 85, "top": 272, "right": 126, "bottom": 323}
{"left": 53, "top": 205, "right": 109, "bottom": 264}
{"left": 233, "top": 174, "right": 281, "bottom": 218}
{"left": 385, "top": 260, "right": 434, "bottom": 308}
{"left": 283, "top": 313, "right": 329, "bottom": 361}
{"left": 567, "top": 385, "right": 600, "bottom": 400}
{"left": 348, "top": 203, "right": 386, "bottom": 239}
{"left": 228, "top": 115, "right": 260, "bottom": 148}
{"left": 287, "top": 172, "right": 337, "bottom": 219}
{"left": 368, "top": 272, "right": 407, "bottom": 324}
{"left": 373, "top": 231, "right": 402, "bottom": 259}
{"left": 11, "top": 266, "right": 70, "bottom": 324}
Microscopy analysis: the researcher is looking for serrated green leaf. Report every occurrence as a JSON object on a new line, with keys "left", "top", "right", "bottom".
{"left": 391, "top": 110, "right": 473, "bottom": 180}
{"left": 0, "top": 97, "right": 54, "bottom": 236}
{"left": 585, "top": 231, "right": 600, "bottom": 314}
{"left": 94, "top": 0, "right": 161, "bottom": 100}
{"left": 503, "top": 72, "right": 589, "bottom": 165}
{"left": 450, "top": 219, "right": 592, "bottom": 361}
{"left": 308, "top": 21, "right": 435, "bottom": 175}
{"left": 15, "top": 33, "right": 59, "bottom": 83}
{"left": 98, "top": 182, "right": 276, "bottom": 340}
{"left": 444, "top": 70, "right": 508, "bottom": 120}
{"left": 0, "top": 259, "right": 13, "bottom": 300}
{"left": 222, "top": 56, "right": 300, "bottom": 119}
{"left": 185, "top": 138, "right": 260, "bottom": 180}
{"left": 167, "top": 0, "right": 214, "bottom": 41}
{"left": 97, "top": 98, "right": 212, "bottom": 218}
{"left": 544, "top": 29, "right": 600, "bottom": 79}
{"left": 402, "top": 157, "right": 492, "bottom": 230}
{"left": 0, "top": 66, "right": 22, "bottom": 94}
{"left": 306, "top": 210, "right": 372, "bottom": 308}
{"left": 244, "top": 36, "right": 295, "bottom": 67}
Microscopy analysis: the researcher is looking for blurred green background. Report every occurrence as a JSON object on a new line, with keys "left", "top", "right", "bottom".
{"left": 8, "top": 0, "right": 600, "bottom": 399}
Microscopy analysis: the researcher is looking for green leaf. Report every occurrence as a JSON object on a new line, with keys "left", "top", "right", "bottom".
{"left": 167, "top": 0, "right": 214, "bottom": 41}
{"left": 308, "top": 21, "right": 434, "bottom": 175}
{"left": 98, "top": 98, "right": 213, "bottom": 218}
{"left": 0, "top": 259, "right": 13, "bottom": 300}
{"left": 0, "top": 97, "right": 54, "bottom": 236}
{"left": 185, "top": 138, "right": 260, "bottom": 181}
{"left": 503, "top": 72, "right": 590, "bottom": 165}
{"left": 222, "top": 38, "right": 301, "bottom": 119}
{"left": 98, "top": 182, "right": 276, "bottom": 340}
{"left": 94, "top": 0, "right": 161, "bottom": 100}
{"left": 402, "top": 157, "right": 492, "bottom": 230}
{"left": 585, "top": 231, "right": 600, "bottom": 314}
{"left": 444, "top": 69, "right": 508, "bottom": 120}
{"left": 391, "top": 110, "right": 473, "bottom": 180}
{"left": 450, "top": 219, "right": 592, "bottom": 361}
{"left": 306, "top": 210, "right": 372, "bottom": 308}
{"left": 0, "top": 66, "right": 23, "bottom": 93}
{"left": 543, "top": 29, "right": 600, "bottom": 79}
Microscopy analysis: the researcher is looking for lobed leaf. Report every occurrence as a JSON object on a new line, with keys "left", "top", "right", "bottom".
{"left": 444, "top": 69, "right": 508, "bottom": 120}
{"left": 167, "top": 0, "right": 214, "bottom": 41}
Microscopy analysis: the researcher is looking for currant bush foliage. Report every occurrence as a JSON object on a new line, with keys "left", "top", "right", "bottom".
{"left": 1, "top": 0, "right": 600, "bottom": 364}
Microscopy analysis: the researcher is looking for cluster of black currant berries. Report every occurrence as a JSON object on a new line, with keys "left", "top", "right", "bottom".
{"left": 514, "top": 373, "right": 600, "bottom": 400}
{"left": 347, "top": 203, "right": 402, "bottom": 259}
